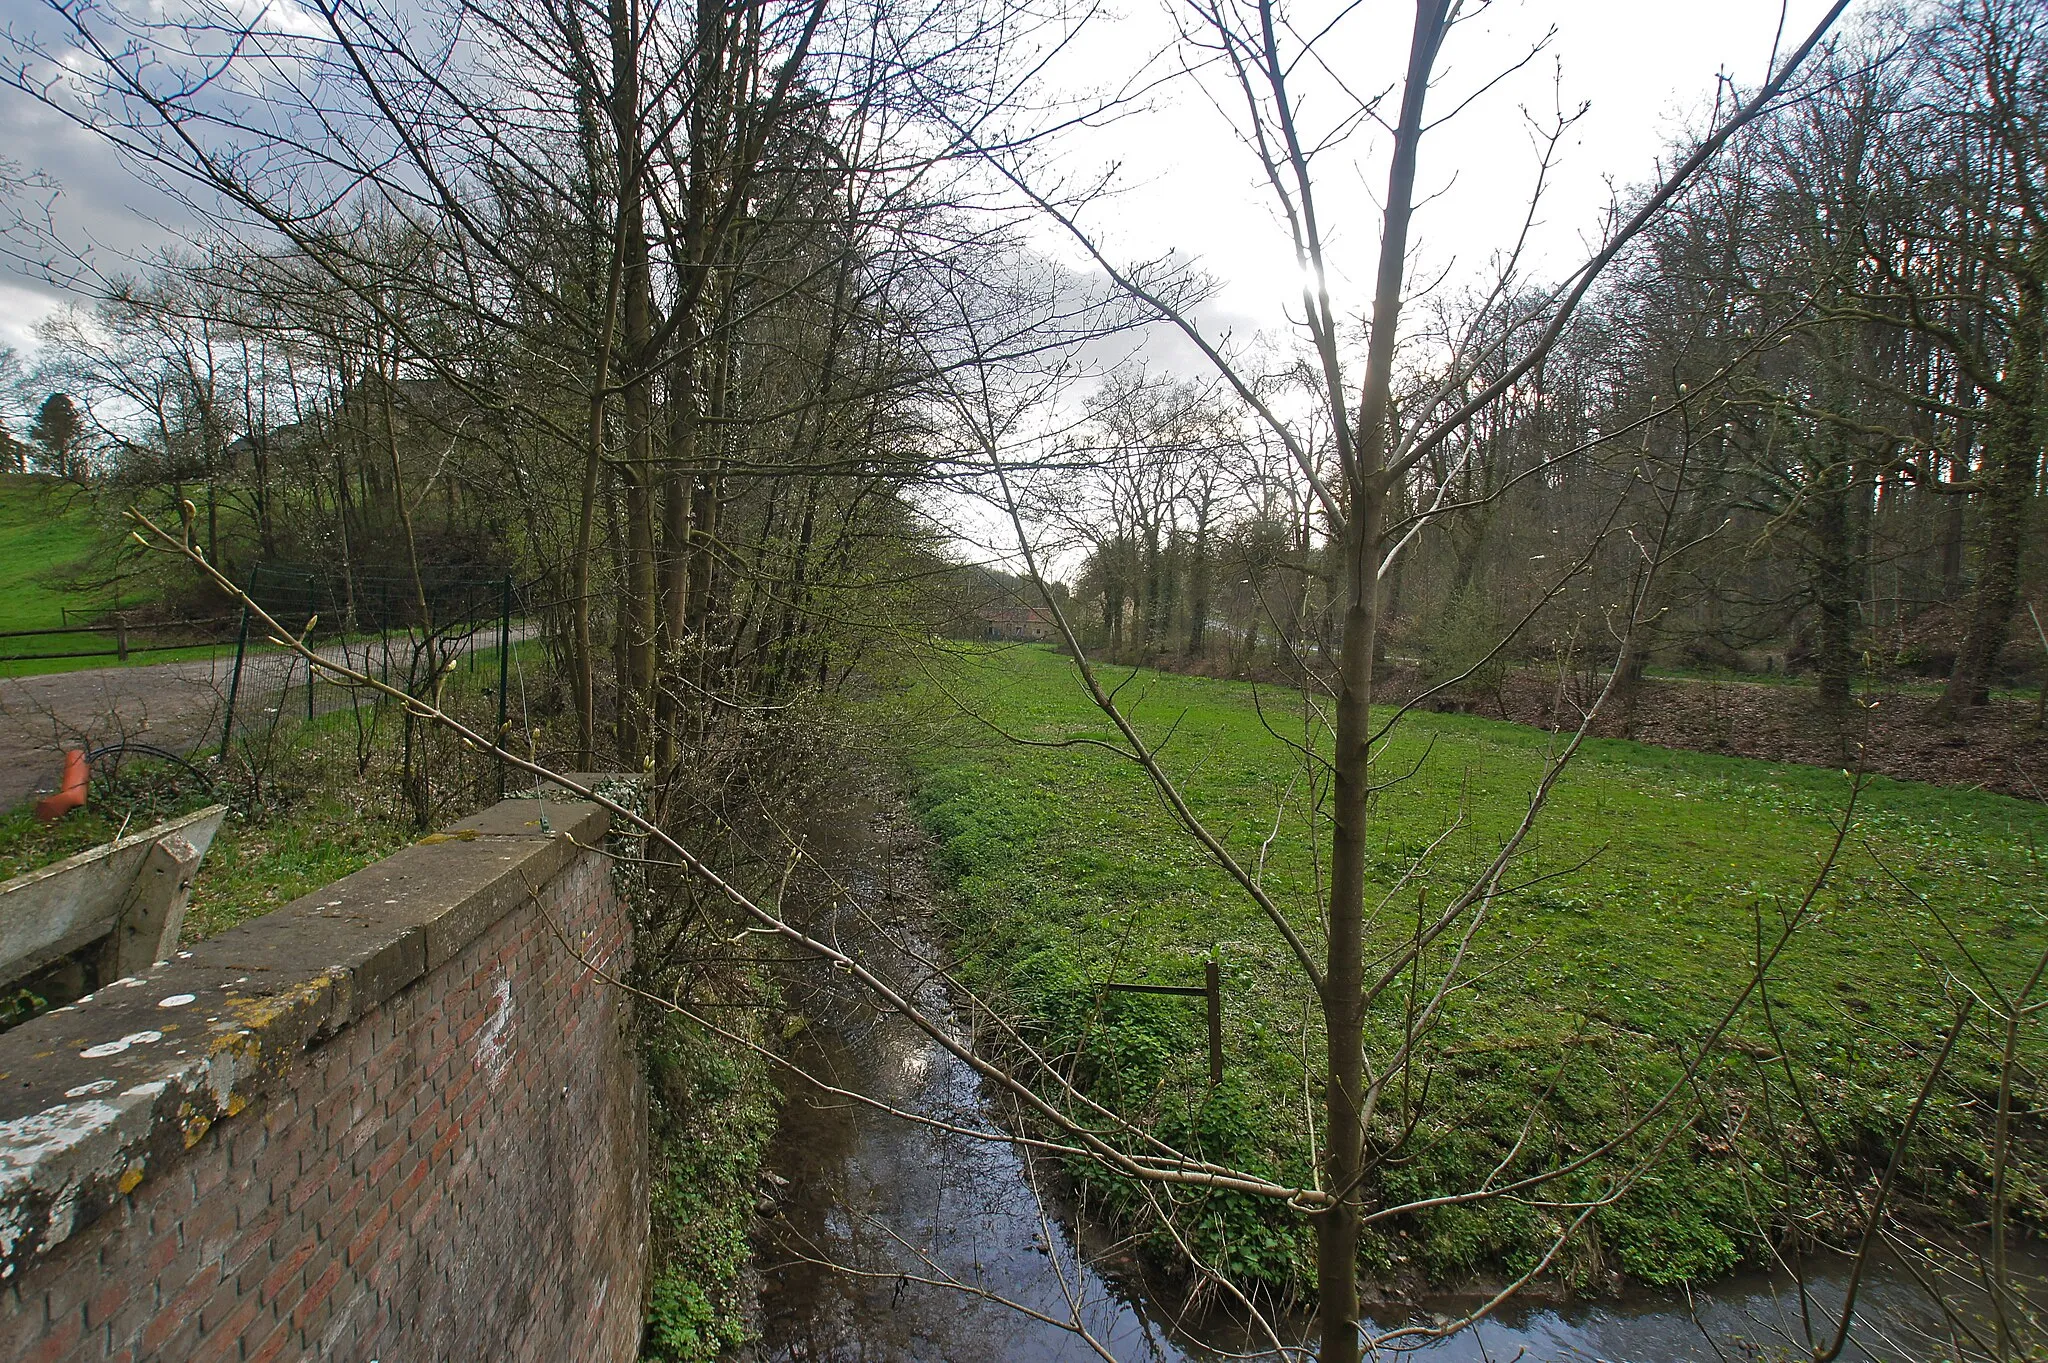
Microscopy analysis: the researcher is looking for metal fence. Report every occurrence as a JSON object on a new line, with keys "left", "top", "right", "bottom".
{"left": 218, "top": 563, "right": 519, "bottom": 804}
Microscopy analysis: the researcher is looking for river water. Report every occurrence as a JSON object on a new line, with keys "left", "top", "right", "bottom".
{"left": 748, "top": 813, "right": 1996, "bottom": 1363}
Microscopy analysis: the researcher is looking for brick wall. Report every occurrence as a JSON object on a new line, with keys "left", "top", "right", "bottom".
{"left": 0, "top": 797, "right": 646, "bottom": 1362}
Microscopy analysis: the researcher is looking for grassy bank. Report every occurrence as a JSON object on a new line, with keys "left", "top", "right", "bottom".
{"left": 0, "top": 475, "right": 104, "bottom": 634}
{"left": 904, "top": 644, "right": 2048, "bottom": 1293}
{"left": 642, "top": 1009, "right": 778, "bottom": 1361}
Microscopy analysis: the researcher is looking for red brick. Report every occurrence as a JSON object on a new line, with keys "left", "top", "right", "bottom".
{"left": 253, "top": 1238, "right": 316, "bottom": 1306}
{"left": 291, "top": 1258, "right": 343, "bottom": 1333}
{"left": 23, "top": 1312, "right": 81, "bottom": 1363}
{"left": 198, "top": 1288, "right": 261, "bottom": 1350}
{"left": 346, "top": 1203, "right": 391, "bottom": 1268}
{"left": 0, "top": 832, "right": 641, "bottom": 1363}
{"left": 239, "top": 1315, "right": 295, "bottom": 1363}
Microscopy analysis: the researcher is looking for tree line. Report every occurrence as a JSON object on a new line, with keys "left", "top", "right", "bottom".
{"left": 1043, "top": 2, "right": 2044, "bottom": 727}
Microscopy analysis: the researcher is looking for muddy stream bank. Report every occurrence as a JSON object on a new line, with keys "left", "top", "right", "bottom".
{"left": 741, "top": 805, "right": 1989, "bottom": 1362}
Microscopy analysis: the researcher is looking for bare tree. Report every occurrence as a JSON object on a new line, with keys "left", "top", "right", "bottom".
{"left": 953, "top": 4, "right": 1855, "bottom": 1358}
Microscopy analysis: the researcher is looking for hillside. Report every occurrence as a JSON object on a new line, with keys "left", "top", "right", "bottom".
{"left": 0, "top": 476, "right": 215, "bottom": 675}
{"left": 0, "top": 474, "right": 105, "bottom": 634}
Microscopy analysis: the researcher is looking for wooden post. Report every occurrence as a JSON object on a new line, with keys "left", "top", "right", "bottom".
{"left": 114, "top": 613, "right": 128, "bottom": 662}
{"left": 104, "top": 833, "right": 204, "bottom": 977}
{"left": 1205, "top": 958, "right": 1223, "bottom": 1086}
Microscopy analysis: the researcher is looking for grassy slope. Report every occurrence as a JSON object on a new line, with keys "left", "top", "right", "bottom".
{"left": 0, "top": 475, "right": 229, "bottom": 676}
{"left": 905, "top": 644, "right": 2048, "bottom": 1291}
{"left": 0, "top": 474, "right": 105, "bottom": 633}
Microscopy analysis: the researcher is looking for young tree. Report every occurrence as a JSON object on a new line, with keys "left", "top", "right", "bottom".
{"left": 965, "top": 4, "right": 1854, "bottom": 1358}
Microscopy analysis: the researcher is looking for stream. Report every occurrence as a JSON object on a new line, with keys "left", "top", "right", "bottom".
{"left": 747, "top": 810, "right": 1999, "bottom": 1362}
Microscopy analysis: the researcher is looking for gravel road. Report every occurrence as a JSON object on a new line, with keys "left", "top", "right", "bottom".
{"left": 1, "top": 653, "right": 240, "bottom": 809}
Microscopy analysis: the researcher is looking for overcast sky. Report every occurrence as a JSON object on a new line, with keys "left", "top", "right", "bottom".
{"left": 1036, "top": 0, "right": 1848, "bottom": 349}
{"left": 0, "top": 0, "right": 1849, "bottom": 361}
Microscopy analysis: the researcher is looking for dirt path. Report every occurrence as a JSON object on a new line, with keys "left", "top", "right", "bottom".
{"left": 0, "top": 630, "right": 530, "bottom": 810}
{"left": 0, "top": 653, "right": 239, "bottom": 808}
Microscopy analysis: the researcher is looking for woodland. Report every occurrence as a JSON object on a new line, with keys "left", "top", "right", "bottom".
{"left": 1, "top": 0, "right": 2046, "bottom": 1358}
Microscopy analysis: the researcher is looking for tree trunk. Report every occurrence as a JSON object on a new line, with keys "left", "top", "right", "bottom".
{"left": 611, "top": 0, "right": 657, "bottom": 765}
{"left": 1944, "top": 281, "right": 2041, "bottom": 713}
{"left": 569, "top": 51, "right": 612, "bottom": 768}
{"left": 656, "top": 325, "right": 698, "bottom": 775}
{"left": 1812, "top": 448, "right": 1859, "bottom": 717}
{"left": 1318, "top": 10, "right": 1446, "bottom": 1361}
{"left": 1321, "top": 478, "right": 1379, "bottom": 1363}
{"left": 1141, "top": 522, "right": 1162, "bottom": 654}
{"left": 1940, "top": 415, "right": 1971, "bottom": 601}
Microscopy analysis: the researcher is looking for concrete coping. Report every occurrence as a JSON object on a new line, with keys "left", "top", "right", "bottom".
{"left": 0, "top": 794, "right": 612, "bottom": 1280}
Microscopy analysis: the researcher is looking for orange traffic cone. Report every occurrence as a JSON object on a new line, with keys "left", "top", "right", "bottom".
{"left": 34, "top": 750, "right": 89, "bottom": 823}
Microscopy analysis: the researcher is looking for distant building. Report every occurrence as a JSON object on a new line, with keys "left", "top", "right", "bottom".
{"left": 979, "top": 601, "right": 1057, "bottom": 642}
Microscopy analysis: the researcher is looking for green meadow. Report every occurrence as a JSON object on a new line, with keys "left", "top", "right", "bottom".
{"left": 903, "top": 644, "right": 2048, "bottom": 1292}
{"left": 0, "top": 475, "right": 227, "bottom": 676}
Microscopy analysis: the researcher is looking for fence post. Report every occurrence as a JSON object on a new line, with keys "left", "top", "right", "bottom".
{"left": 114, "top": 613, "right": 128, "bottom": 663}
{"left": 1206, "top": 958, "right": 1223, "bottom": 1087}
{"left": 218, "top": 603, "right": 250, "bottom": 759}
{"left": 496, "top": 575, "right": 512, "bottom": 798}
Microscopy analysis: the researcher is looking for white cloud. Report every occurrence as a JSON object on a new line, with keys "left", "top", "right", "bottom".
{"left": 0, "top": 279, "right": 62, "bottom": 356}
{"left": 1032, "top": 0, "right": 1849, "bottom": 344}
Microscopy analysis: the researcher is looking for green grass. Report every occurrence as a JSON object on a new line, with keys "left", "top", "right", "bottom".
{"left": 902, "top": 644, "right": 2048, "bottom": 1293}
{"left": 641, "top": 1010, "right": 778, "bottom": 1362}
{"left": 0, "top": 762, "right": 414, "bottom": 941}
{"left": 0, "top": 764, "right": 219, "bottom": 882}
{"left": 0, "top": 642, "right": 239, "bottom": 679}
{"left": 0, "top": 474, "right": 105, "bottom": 634}
{"left": 179, "top": 799, "right": 414, "bottom": 939}
{"left": 0, "top": 474, "right": 222, "bottom": 675}
{"left": 0, "top": 474, "right": 123, "bottom": 669}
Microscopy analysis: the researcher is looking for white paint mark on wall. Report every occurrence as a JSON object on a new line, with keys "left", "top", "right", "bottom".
{"left": 473, "top": 978, "right": 514, "bottom": 1088}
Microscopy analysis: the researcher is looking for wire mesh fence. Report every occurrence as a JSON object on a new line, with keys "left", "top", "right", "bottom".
{"left": 217, "top": 563, "right": 524, "bottom": 820}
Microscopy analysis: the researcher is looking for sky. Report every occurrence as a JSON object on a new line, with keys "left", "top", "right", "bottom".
{"left": 1032, "top": 0, "right": 1848, "bottom": 350}
{"left": 0, "top": 0, "right": 1850, "bottom": 363}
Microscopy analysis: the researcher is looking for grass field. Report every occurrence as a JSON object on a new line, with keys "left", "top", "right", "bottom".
{"left": 903, "top": 644, "right": 2048, "bottom": 1293}
{"left": 0, "top": 474, "right": 204, "bottom": 675}
{"left": 0, "top": 474, "right": 108, "bottom": 631}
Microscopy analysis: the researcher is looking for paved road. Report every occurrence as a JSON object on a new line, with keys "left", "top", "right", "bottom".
{"left": 1, "top": 630, "right": 529, "bottom": 810}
